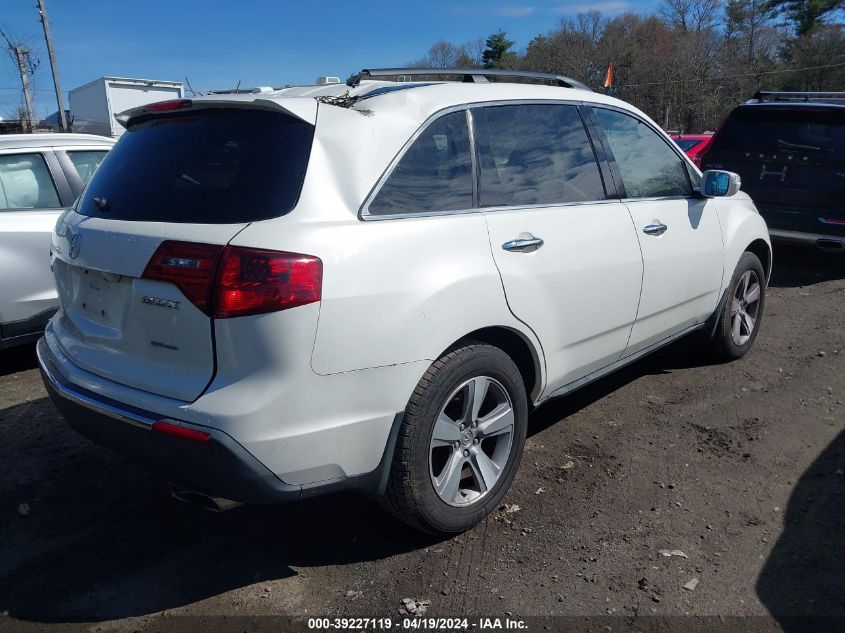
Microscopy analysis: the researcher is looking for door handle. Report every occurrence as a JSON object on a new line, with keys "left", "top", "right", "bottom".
{"left": 502, "top": 237, "right": 544, "bottom": 252}
{"left": 642, "top": 223, "right": 668, "bottom": 236}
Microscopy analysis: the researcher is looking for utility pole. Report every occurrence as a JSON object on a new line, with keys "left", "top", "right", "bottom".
{"left": 13, "top": 45, "right": 36, "bottom": 132}
{"left": 37, "top": 0, "right": 69, "bottom": 132}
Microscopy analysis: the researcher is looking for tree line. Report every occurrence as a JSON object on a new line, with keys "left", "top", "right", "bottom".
{"left": 409, "top": 0, "right": 844, "bottom": 133}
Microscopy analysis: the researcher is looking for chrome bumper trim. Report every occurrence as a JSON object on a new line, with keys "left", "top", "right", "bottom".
{"left": 36, "top": 338, "right": 156, "bottom": 430}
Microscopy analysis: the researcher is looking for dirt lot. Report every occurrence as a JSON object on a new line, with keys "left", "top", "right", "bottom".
{"left": 1, "top": 245, "right": 843, "bottom": 633}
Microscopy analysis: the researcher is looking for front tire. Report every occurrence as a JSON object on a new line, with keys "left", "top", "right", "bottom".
{"left": 710, "top": 251, "right": 766, "bottom": 361}
{"left": 383, "top": 342, "right": 528, "bottom": 534}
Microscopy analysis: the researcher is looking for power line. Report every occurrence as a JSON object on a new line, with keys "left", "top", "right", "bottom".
{"left": 0, "top": 86, "right": 56, "bottom": 92}
{"left": 618, "top": 61, "right": 845, "bottom": 87}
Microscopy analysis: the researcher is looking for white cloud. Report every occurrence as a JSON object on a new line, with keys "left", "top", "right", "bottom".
{"left": 451, "top": 5, "right": 536, "bottom": 17}
{"left": 553, "top": 0, "right": 631, "bottom": 13}
{"left": 497, "top": 5, "right": 537, "bottom": 16}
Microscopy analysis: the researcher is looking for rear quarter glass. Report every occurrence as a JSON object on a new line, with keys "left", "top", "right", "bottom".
{"left": 77, "top": 109, "right": 315, "bottom": 223}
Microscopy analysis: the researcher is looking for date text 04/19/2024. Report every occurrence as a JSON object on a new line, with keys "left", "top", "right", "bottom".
{"left": 306, "top": 617, "right": 528, "bottom": 630}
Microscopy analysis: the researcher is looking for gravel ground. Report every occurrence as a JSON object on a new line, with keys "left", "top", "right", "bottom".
{"left": 1, "top": 245, "right": 843, "bottom": 633}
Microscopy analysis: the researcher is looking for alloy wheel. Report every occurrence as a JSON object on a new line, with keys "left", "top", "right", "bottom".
{"left": 429, "top": 376, "right": 514, "bottom": 507}
{"left": 730, "top": 270, "right": 761, "bottom": 346}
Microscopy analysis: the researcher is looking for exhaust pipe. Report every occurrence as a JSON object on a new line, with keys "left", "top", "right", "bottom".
{"left": 168, "top": 483, "right": 243, "bottom": 512}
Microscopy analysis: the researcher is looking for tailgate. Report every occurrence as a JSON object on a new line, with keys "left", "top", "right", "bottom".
{"left": 47, "top": 102, "right": 316, "bottom": 402}
{"left": 51, "top": 213, "right": 246, "bottom": 401}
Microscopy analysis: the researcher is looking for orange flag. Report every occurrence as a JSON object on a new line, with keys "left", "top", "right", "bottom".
{"left": 603, "top": 62, "right": 613, "bottom": 89}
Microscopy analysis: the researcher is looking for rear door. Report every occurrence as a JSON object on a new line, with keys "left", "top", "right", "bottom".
{"left": 478, "top": 103, "right": 644, "bottom": 394}
{"left": 0, "top": 149, "right": 71, "bottom": 335}
{"left": 589, "top": 106, "right": 724, "bottom": 356}
{"left": 50, "top": 105, "right": 316, "bottom": 401}
{"left": 702, "top": 105, "right": 845, "bottom": 236}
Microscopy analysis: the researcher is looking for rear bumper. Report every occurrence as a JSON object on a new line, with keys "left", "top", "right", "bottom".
{"left": 38, "top": 337, "right": 310, "bottom": 504}
{"left": 769, "top": 229, "right": 845, "bottom": 251}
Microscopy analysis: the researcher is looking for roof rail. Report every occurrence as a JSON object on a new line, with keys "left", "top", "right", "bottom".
{"left": 751, "top": 90, "right": 845, "bottom": 102}
{"left": 349, "top": 68, "right": 591, "bottom": 91}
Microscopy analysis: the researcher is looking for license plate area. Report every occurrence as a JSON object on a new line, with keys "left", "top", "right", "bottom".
{"left": 69, "top": 265, "right": 131, "bottom": 330}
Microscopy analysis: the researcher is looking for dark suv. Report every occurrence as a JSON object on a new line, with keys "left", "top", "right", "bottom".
{"left": 701, "top": 91, "right": 845, "bottom": 251}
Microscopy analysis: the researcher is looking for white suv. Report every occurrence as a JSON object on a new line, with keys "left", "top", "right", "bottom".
{"left": 38, "top": 69, "right": 770, "bottom": 533}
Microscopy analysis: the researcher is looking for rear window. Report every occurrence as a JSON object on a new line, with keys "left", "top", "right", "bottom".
{"left": 710, "top": 106, "right": 845, "bottom": 156}
{"left": 77, "top": 108, "right": 314, "bottom": 223}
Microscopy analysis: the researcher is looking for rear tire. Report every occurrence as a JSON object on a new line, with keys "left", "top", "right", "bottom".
{"left": 383, "top": 342, "right": 528, "bottom": 534}
{"left": 710, "top": 251, "right": 766, "bottom": 361}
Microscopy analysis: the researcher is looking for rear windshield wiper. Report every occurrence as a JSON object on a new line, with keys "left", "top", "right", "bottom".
{"left": 776, "top": 139, "right": 832, "bottom": 152}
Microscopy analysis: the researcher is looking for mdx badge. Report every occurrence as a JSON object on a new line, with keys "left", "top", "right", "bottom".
{"left": 142, "top": 296, "right": 180, "bottom": 309}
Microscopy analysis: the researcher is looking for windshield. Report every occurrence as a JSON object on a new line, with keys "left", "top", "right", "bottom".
{"left": 710, "top": 106, "right": 844, "bottom": 156}
{"left": 77, "top": 108, "right": 314, "bottom": 223}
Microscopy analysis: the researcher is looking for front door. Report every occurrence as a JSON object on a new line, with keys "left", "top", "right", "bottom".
{"left": 590, "top": 107, "right": 724, "bottom": 356}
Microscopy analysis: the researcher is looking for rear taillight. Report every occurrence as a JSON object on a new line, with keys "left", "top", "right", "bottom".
{"left": 142, "top": 241, "right": 223, "bottom": 314}
{"left": 142, "top": 241, "right": 322, "bottom": 318}
{"left": 215, "top": 247, "right": 322, "bottom": 318}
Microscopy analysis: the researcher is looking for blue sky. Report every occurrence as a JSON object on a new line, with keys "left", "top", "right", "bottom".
{"left": 0, "top": 0, "right": 647, "bottom": 119}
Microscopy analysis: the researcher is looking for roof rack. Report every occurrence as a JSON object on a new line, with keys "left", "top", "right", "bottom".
{"left": 751, "top": 91, "right": 845, "bottom": 103}
{"left": 349, "top": 68, "right": 591, "bottom": 91}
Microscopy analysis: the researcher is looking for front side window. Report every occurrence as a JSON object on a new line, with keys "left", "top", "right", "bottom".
{"left": 368, "top": 111, "right": 472, "bottom": 216}
{"left": 594, "top": 108, "right": 692, "bottom": 199}
{"left": 474, "top": 104, "right": 605, "bottom": 207}
{"left": 67, "top": 150, "right": 109, "bottom": 185}
{"left": 0, "top": 153, "right": 61, "bottom": 210}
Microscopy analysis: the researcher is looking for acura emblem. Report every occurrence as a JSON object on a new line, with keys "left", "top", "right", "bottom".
{"left": 69, "top": 232, "right": 82, "bottom": 259}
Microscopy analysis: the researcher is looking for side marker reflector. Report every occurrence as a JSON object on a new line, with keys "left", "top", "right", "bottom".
{"left": 152, "top": 420, "right": 211, "bottom": 442}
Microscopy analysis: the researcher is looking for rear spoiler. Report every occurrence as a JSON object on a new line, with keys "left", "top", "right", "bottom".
{"left": 115, "top": 97, "right": 318, "bottom": 129}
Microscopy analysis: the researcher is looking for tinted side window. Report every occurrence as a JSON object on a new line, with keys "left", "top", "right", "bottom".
{"left": 67, "top": 150, "right": 108, "bottom": 185}
{"left": 594, "top": 108, "right": 692, "bottom": 199}
{"left": 474, "top": 104, "right": 605, "bottom": 207}
{"left": 368, "top": 111, "right": 472, "bottom": 215}
{"left": 0, "top": 153, "right": 61, "bottom": 210}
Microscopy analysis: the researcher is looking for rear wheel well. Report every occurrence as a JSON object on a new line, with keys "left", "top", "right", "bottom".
{"left": 746, "top": 239, "right": 772, "bottom": 282}
{"left": 453, "top": 327, "right": 541, "bottom": 403}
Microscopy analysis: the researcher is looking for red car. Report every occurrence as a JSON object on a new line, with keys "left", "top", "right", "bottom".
{"left": 672, "top": 134, "right": 712, "bottom": 167}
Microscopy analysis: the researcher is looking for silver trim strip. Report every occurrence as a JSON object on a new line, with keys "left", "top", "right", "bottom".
{"left": 37, "top": 340, "right": 156, "bottom": 430}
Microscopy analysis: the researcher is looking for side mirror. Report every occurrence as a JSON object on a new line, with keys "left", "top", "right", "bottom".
{"left": 701, "top": 170, "right": 741, "bottom": 198}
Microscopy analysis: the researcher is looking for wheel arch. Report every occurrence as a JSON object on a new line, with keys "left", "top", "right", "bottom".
{"left": 745, "top": 238, "right": 772, "bottom": 283}
{"left": 446, "top": 326, "right": 544, "bottom": 404}
{"left": 716, "top": 198, "right": 772, "bottom": 292}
